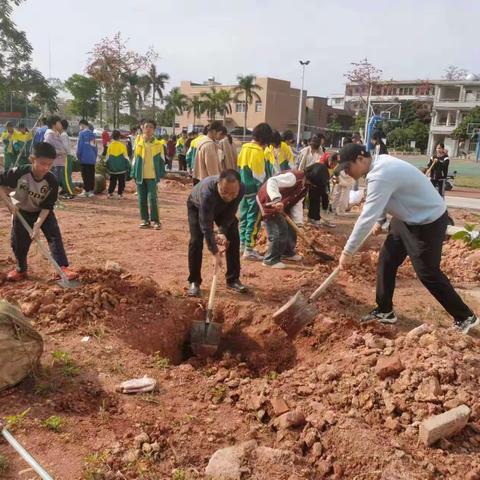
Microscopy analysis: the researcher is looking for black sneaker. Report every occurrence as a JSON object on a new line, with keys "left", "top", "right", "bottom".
{"left": 454, "top": 314, "right": 479, "bottom": 334}
{"left": 227, "top": 281, "right": 248, "bottom": 294}
{"left": 359, "top": 308, "right": 397, "bottom": 324}
{"left": 188, "top": 282, "right": 201, "bottom": 297}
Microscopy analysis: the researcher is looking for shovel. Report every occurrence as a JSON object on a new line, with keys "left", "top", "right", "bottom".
{"left": 282, "top": 213, "right": 334, "bottom": 262}
{"left": 1, "top": 422, "right": 54, "bottom": 480}
{"left": 273, "top": 229, "right": 373, "bottom": 337}
{"left": 190, "top": 260, "right": 222, "bottom": 357}
{"left": 15, "top": 210, "right": 81, "bottom": 289}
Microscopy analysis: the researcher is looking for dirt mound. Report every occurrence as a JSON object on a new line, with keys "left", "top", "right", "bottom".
{"left": 0, "top": 269, "right": 200, "bottom": 364}
{"left": 442, "top": 240, "right": 480, "bottom": 284}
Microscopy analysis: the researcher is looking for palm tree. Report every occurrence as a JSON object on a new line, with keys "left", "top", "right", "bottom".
{"left": 216, "top": 89, "right": 233, "bottom": 124}
{"left": 124, "top": 73, "right": 143, "bottom": 118}
{"left": 233, "top": 75, "right": 262, "bottom": 139}
{"left": 200, "top": 87, "right": 221, "bottom": 123}
{"left": 187, "top": 95, "right": 206, "bottom": 128}
{"left": 164, "top": 87, "right": 188, "bottom": 134}
{"left": 142, "top": 64, "right": 170, "bottom": 114}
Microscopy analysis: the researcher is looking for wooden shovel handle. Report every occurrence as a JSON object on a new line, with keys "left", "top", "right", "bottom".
{"left": 207, "top": 260, "right": 219, "bottom": 312}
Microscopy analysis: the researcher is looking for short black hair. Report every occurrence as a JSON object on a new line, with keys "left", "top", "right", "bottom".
{"left": 203, "top": 125, "right": 209, "bottom": 135}
{"left": 436, "top": 142, "right": 445, "bottom": 149}
{"left": 61, "top": 119, "right": 69, "bottom": 130}
{"left": 5, "top": 121, "right": 14, "bottom": 128}
{"left": 40, "top": 117, "right": 47, "bottom": 125}
{"left": 79, "top": 119, "right": 89, "bottom": 126}
{"left": 371, "top": 130, "right": 384, "bottom": 142}
{"left": 143, "top": 119, "right": 156, "bottom": 128}
{"left": 227, "top": 134, "right": 233, "bottom": 144}
{"left": 252, "top": 122, "right": 273, "bottom": 146}
{"left": 219, "top": 125, "right": 228, "bottom": 135}
{"left": 32, "top": 142, "right": 56, "bottom": 160}
{"left": 209, "top": 121, "right": 223, "bottom": 132}
{"left": 46, "top": 115, "right": 61, "bottom": 128}
{"left": 305, "top": 163, "right": 329, "bottom": 189}
{"left": 112, "top": 129, "right": 121, "bottom": 140}
{"left": 18, "top": 122, "right": 26, "bottom": 129}
{"left": 219, "top": 168, "right": 241, "bottom": 183}
{"left": 282, "top": 130, "right": 295, "bottom": 142}
{"left": 271, "top": 130, "right": 281, "bottom": 147}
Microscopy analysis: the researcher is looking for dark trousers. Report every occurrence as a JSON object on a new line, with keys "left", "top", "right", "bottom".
{"left": 108, "top": 173, "right": 126, "bottom": 195}
{"left": 187, "top": 201, "right": 240, "bottom": 285}
{"left": 376, "top": 211, "right": 473, "bottom": 321}
{"left": 81, "top": 164, "right": 96, "bottom": 192}
{"left": 178, "top": 154, "right": 187, "bottom": 171}
{"left": 431, "top": 179, "right": 446, "bottom": 198}
{"left": 263, "top": 214, "right": 297, "bottom": 265}
{"left": 308, "top": 186, "right": 328, "bottom": 220}
{"left": 11, "top": 210, "right": 69, "bottom": 272}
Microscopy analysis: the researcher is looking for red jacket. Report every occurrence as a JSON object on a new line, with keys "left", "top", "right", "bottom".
{"left": 256, "top": 170, "right": 307, "bottom": 218}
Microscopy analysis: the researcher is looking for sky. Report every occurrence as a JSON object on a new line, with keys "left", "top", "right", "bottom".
{"left": 13, "top": 0, "right": 480, "bottom": 98}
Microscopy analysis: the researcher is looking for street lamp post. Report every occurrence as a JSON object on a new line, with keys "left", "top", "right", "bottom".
{"left": 296, "top": 60, "right": 310, "bottom": 148}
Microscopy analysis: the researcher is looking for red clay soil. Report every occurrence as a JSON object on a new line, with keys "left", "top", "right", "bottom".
{"left": 0, "top": 179, "right": 479, "bottom": 479}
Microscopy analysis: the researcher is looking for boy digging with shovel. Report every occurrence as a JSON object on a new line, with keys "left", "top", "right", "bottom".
{"left": 0, "top": 142, "right": 78, "bottom": 282}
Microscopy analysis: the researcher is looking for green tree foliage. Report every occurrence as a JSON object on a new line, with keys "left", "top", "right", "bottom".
{"left": 0, "top": 0, "right": 57, "bottom": 113}
{"left": 64, "top": 74, "right": 99, "bottom": 120}
{"left": 164, "top": 87, "right": 188, "bottom": 133}
{"left": 453, "top": 106, "right": 480, "bottom": 140}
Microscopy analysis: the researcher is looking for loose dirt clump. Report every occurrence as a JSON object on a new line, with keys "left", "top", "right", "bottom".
{"left": 442, "top": 240, "right": 480, "bottom": 284}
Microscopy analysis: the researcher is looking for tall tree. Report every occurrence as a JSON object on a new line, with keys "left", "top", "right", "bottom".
{"left": 0, "top": 0, "right": 57, "bottom": 113}
{"left": 64, "top": 74, "right": 99, "bottom": 120}
{"left": 86, "top": 32, "right": 157, "bottom": 127}
{"left": 186, "top": 95, "right": 206, "bottom": 128}
{"left": 443, "top": 65, "right": 468, "bottom": 81}
{"left": 216, "top": 89, "right": 233, "bottom": 123}
{"left": 164, "top": 87, "right": 188, "bottom": 134}
{"left": 233, "top": 75, "right": 262, "bottom": 138}
{"left": 142, "top": 64, "right": 170, "bottom": 114}
{"left": 344, "top": 58, "right": 382, "bottom": 139}
{"left": 453, "top": 106, "right": 480, "bottom": 140}
{"left": 123, "top": 72, "right": 143, "bottom": 118}
{"left": 200, "top": 87, "right": 221, "bottom": 122}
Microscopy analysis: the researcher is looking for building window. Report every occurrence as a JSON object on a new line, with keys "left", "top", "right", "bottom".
{"left": 255, "top": 101, "right": 263, "bottom": 112}
{"left": 235, "top": 102, "right": 246, "bottom": 113}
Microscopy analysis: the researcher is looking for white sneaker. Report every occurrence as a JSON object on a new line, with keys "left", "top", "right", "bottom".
{"left": 87, "top": 191, "right": 95, "bottom": 198}
{"left": 282, "top": 254, "right": 303, "bottom": 262}
{"left": 78, "top": 191, "right": 89, "bottom": 198}
{"left": 320, "top": 219, "right": 336, "bottom": 228}
{"left": 262, "top": 261, "right": 286, "bottom": 269}
{"left": 307, "top": 218, "right": 321, "bottom": 228}
{"left": 243, "top": 248, "right": 264, "bottom": 261}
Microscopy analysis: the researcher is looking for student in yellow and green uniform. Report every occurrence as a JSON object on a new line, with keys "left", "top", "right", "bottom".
{"left": 15, "top": 123, "right": 33, "bottom": 167}
{"left": 176, "top": 130, "right": 187, "bottom": 171}
{"left": 186, "top": 128, "right": 205, "bottom": 179}
{"left": 264, "top": 130, "right": 295, "bottom": 175}
{"left": 131, "top": 119, "right": 166, "bottom": 229}
{"left": 237, "top": 122, "right": 273, "bottom": 260}
{"left": 1, "top": 122, "right": 20, "bottom": 171}
{"left": 106, "top": 130, "right": 131, "bottom": 198}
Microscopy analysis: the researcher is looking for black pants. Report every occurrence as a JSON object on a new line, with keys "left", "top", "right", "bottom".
{"left": 178, "top": 154, "right": 187, "bottom": 171}
{"left": 12, "top": 210, "right": 69, "bottom": 272}
{"left": 108, "top": 173, "right": 126, "bottom": 195}
{"left": 431, "top": 179, "right": 446, "bottom": 198}
{"left": 81, "top": 164, "right": 96, "bottom": 192}
{"left": 187, "top": 201, "right": 240, "bottom": 285}
{"left": 308, "top": 186, "right": 328, "bottom": 221}
{"left": 376, "top": 211, "right": 472, "bottom": 321}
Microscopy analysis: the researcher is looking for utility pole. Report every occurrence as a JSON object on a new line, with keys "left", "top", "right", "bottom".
{"left": 296, "top": 60, "right": 310, "bottom": 148}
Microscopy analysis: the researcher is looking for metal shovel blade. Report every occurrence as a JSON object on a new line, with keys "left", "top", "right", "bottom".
{"left": 57, "top": 276, "right": 81, "bottom": 289}
{"left": 272, "top": 290, "right": 318, "bottom": 337}
{"left": 190, "top": 318, "right": 222, "bottom": 358}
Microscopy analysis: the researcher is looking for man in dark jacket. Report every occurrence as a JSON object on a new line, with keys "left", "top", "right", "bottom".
{"left": 187, "top": 169, "right": 247, "bottom": 297}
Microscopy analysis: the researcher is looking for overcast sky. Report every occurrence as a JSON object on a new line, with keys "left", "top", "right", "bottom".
{"left": 14, "top": 0, "right": 480, "bottom": 98}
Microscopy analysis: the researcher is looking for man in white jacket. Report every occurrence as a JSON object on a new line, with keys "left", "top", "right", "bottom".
{"left": 337, "top": 143, "right": 478, "bottom": 334}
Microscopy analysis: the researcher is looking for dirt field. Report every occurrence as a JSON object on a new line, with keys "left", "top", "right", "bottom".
{"left": 1, "top": 177, "right": 480, "bottom": 480}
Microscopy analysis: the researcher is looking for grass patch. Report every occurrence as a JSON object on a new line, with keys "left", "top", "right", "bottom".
{"left": 152, "top": 352, "right": 170, "bottom": 369}
{"left": 5, "top": 407, "right": 31, "bottom": 431}
{"left": 0, "top": 454, "right": 9, "bottom": 474}
{"left": 211, "top": 385, "right": 226, "bottom": 404}
{"left": 51, "top": 350, "right": 80, "bottom": 377}
{"left": 83, "top": 451, "right": 109, "bottom": 480}
{"left": 172, "top": 469, "right": 188, "bottom": 480}
{"left": 42, "top": 415, "right": 64, "bottom": 432}
{"left": 455, "top": 175, "right": 480, "bottom": 189}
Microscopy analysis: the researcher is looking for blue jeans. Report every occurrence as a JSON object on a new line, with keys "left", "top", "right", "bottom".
{"left": 263, "top": 214, "right": 297, "bottom": 265}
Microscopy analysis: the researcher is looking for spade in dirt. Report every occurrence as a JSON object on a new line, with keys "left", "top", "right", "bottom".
{"left": 273, "top": 230, "right": 373, "bottom": 337}
{"left": 190, "top": 260, "right": 222, "bottom": 357}
{"left": 15, "top": 209, "right": 81, "bottom": 289}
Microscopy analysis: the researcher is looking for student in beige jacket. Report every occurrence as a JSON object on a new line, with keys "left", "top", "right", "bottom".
{"left": 193, "top": 121, "right": 224, "bottom": 182}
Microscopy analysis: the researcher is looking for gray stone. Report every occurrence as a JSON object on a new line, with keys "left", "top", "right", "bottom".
{"left": 205, "top": 440, "right": 257, "bottom": 479}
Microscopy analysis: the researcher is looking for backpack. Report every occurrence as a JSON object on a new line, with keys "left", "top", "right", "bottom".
{"left": 0, "top": 300, "right": 43, "bottom": 391}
